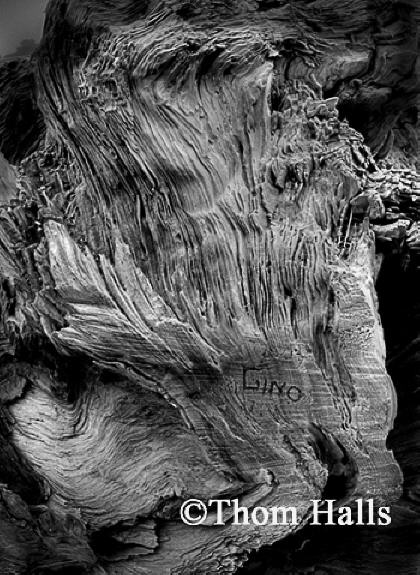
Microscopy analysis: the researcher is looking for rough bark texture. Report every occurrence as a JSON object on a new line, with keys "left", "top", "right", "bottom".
{"left": 0, "top": 1, "right": 419, "bottom": 574}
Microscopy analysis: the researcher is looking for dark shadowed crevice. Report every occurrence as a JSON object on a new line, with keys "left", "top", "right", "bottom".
{"left": 89, "top": 527, "right": 130, "bottom": 559}
{"left": 308, "top": 424, "right": 358, "bottom": 501}
{"left": 0, "top": 59, "right": 45, "bottom": 164}
{"left": 376, "top": 251, "right": 420, "bottom": 500}
{"left": 336, "top": 100, "right": 373, "bottom": 139}
{"left": 257, "top": 0, "right": 282, "bottom": 10}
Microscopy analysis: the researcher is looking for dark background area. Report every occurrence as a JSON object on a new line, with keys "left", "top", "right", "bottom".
{"left": 0, "top": 0, "right": 48, "bottom": 57}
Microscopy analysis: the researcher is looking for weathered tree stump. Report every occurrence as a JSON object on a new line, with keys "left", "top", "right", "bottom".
{"left": 0, "top": 1, "right": 419, "bottom": 573}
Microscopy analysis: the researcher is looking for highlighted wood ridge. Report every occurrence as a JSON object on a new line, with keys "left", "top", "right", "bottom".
{"left": 0, "top": 0, "right": 419, "bottom": 574}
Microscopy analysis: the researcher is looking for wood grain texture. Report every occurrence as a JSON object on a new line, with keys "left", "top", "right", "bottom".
{"left": 0, "top": 0, "right": 419, "bottom": 573}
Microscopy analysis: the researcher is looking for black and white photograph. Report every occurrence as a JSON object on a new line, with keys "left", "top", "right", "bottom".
{"left": 0, "top": 1, "right": 419, "bottom": 573}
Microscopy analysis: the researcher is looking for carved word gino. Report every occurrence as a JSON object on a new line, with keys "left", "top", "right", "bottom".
{"left": 243, "top": 368, "right": 303, "bottom": 402}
